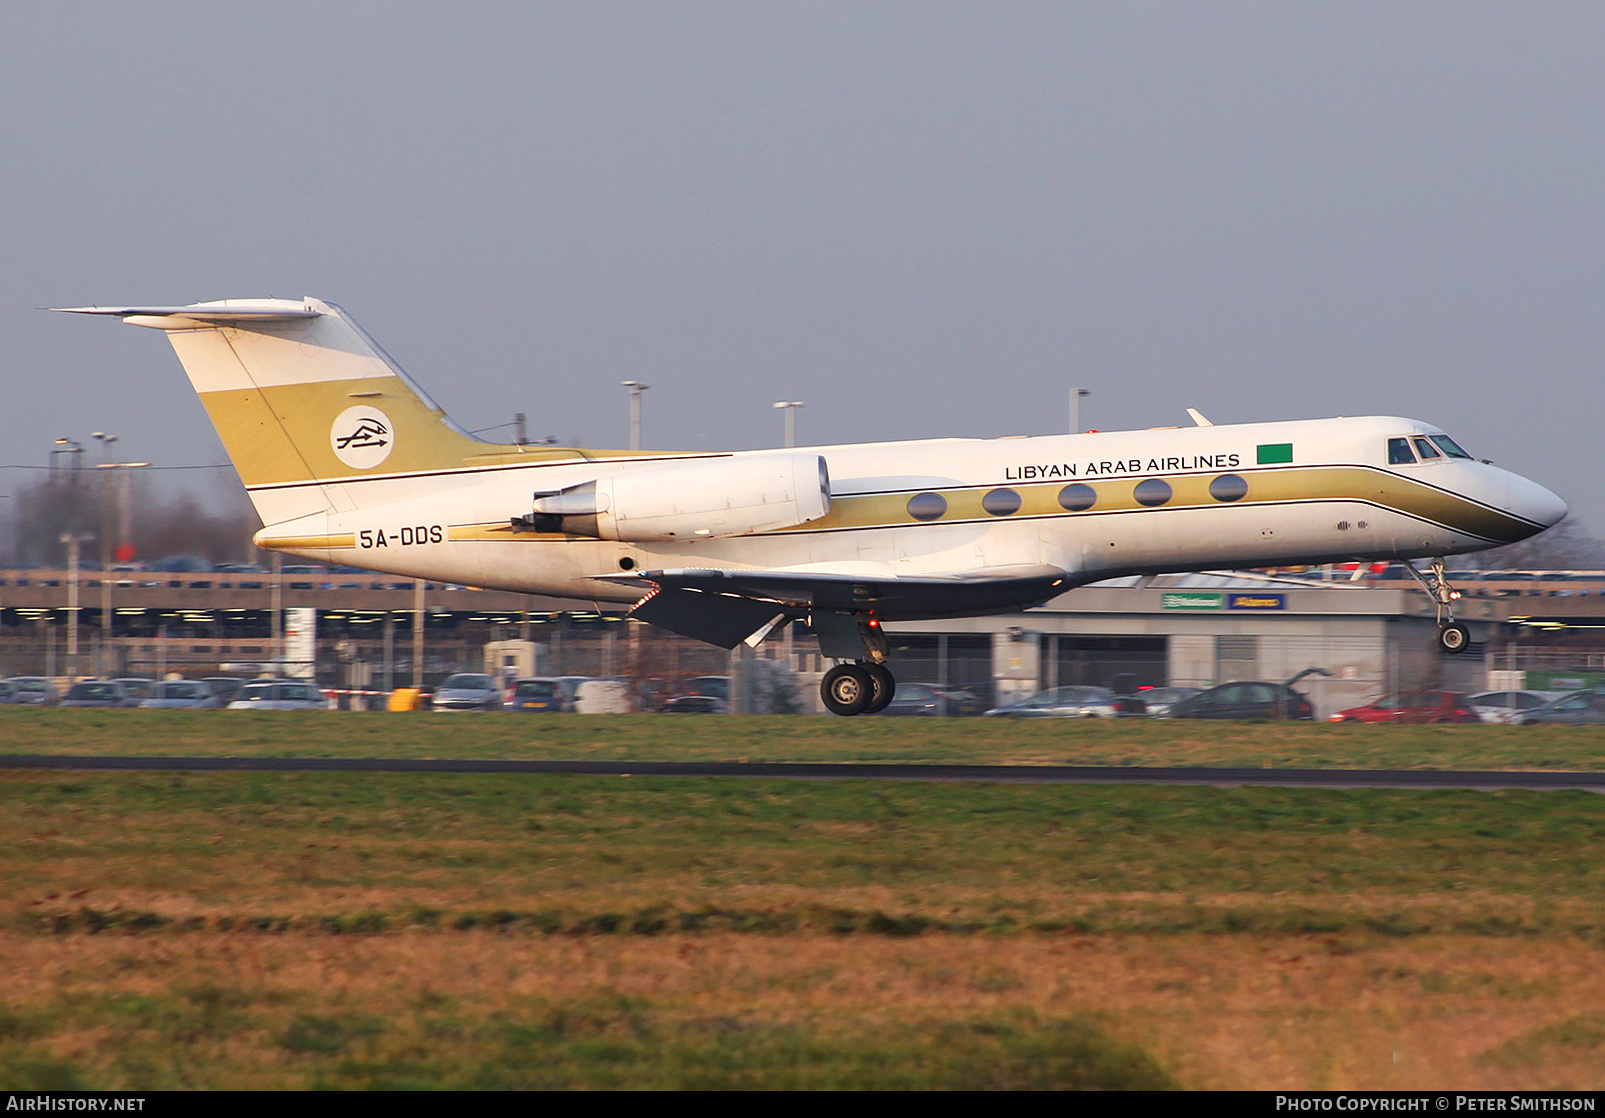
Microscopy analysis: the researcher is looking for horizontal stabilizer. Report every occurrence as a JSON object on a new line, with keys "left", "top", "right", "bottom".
{"left": 50, "top": 301, "right": 321, "bottom": 326}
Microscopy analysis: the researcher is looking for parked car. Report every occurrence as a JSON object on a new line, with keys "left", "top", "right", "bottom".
{"left": 433, "top": 673, "right": 504, "bottom": 711}
{"left": 984, "top": 686, "right": 1145, "bottom": 719}
{"left": 281, "top": 565, "right": 329, "bottom": 589}
{"left": 575, "top": 679, "right": 633, "bottom": 713}
{"left": 201, "top": 677, "right": 247, "bottom": 704}
{"left": 1329, "top": 690, "right": 1480, "bottom": 724}
{"left": 658, "top": 694, "right": 728, "bottom": 714}
{"left": 140, "top": 680, "right": 223, "bottom": 709}
{"left": 214, "top": 563, "right": 266, "bottom": 588}
{"left": 1124, "top": 686, "right": 1200, "bottom": 718}
{"left": 1167, "top": 682, "right": 1314, "bottom": 720}
{"left": 5, "top": 677, "right": 59, "bottom": 706}
{"left": 0, "top": 680, "right": 17, "bottom": 704}
{"left": 60, "top": 680, "right": 140, "bottom": 708}
{"left": 679, "top": 676, "right": 730, "bottom": 701}
{"left": 1463, "top": 690, "right": 1564, "bottom": 725}
{"left": 226, "top": 679, "right": 327, "bottom": 711}
{"left": 112, "top": 678, "right": 157, "bottom": 702}
{"left": 506, "top": 677, "right": 579, "bottom": 713}
{"left": 1517, "top": 689, "right": 1605, "bottom": 726}
{"left": 873, "top": 682, "right": 985, "bottom": 717}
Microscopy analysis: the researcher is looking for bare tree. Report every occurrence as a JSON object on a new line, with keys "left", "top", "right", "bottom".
{"left": 2, "top": 472, "right": 261, "bottom": 568}
{"left": 4, "top": 475, "right": 101, "bottom": 567}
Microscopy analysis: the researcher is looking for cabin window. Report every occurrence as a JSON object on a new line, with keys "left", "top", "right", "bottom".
{"left": 907, "top": 492, "right": 948, "bottom": 521}
{"left": 1133, "top": 478, "right": 1173, "bottom": 507}
{"left": 982, "top": 488, "right": 1022, "bottom": 516}
{"left": 1387, "top": 438, "right": 1417, "bottom": 465}
{"left": 1412, "top": 437, "right": 1442, "bottom": 460}
{"left": 1430, "top": 435, "right": 1473, "bottom": 459}
{"left": 1058, "top": 483, "right": 1096, "bottom": 511}
{"left": 1209, "top": 474, "right": 1249, "bottom": 502}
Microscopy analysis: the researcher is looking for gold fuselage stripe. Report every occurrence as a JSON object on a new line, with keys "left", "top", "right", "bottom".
{"left": 375, "top": 463, "right": 1533, "bottom": 548}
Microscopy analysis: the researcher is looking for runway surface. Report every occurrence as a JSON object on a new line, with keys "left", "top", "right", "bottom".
{"left": 2, "top": 755, "right": 1603, "bottom": 791}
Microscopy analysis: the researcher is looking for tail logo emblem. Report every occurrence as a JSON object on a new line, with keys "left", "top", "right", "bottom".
{"left": 330, "top": 406, "right": 395, "bottom": 469}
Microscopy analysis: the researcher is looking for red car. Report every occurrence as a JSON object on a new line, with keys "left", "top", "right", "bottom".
{"left": 1329, "top": 690, "right": 1480, "bottom": 724}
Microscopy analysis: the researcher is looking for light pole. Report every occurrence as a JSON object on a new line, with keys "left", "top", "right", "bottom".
{"left": 621, "top": 381, "right": 650, "bottom": 452}
{"left": 50, "top": 438, "right": 83, "bottom": 482}
{"left": 93, "top": 461, "right": 147, "bottom": 675}
{"left": 1069, "top": 388, "right": 1090, "bottom": 435}
{"left": 59, "top": 533, "right": 89, "bottom": 682}
{"left": 772, "top": 401, "right": 805, "bottom": 448}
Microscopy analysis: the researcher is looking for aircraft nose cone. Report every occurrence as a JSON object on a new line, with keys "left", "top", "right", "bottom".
{"left": 1509, "top": 473, "right": 1568, "bottom": 531}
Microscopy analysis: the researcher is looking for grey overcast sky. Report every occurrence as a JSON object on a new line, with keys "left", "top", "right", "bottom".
{"left": 4, "top": 3, "right": 1602, "bottom": 525}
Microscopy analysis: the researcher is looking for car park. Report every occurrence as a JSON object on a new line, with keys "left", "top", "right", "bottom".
{"left": 226, "top": 680, "right": 327, "bottom": 711}
{"left": 1517, "top": 689, "right": 1605, "bottom": 726}
{"left": 1166, "top": 682, "right": 1314, "bottom": 720}
{"left": 984, "top": 686, "right": 1144, "bottom": 719}
{"left": 433, "top": 673, "right": 504, "bottom": 711}
{"left": 875, "top": 682, "right": 985, "bottom": 716}
{"left": 60, "top": 680, "right": 140, "bottom": 708}
{"left": 1329, "top": 690, "right": 1480, "bottom": 724}
{"left": 140, "top": 680, "right": 223, "bottom": 709}
{"left": 5, "top": 677, "right": 59, "bottom": 705}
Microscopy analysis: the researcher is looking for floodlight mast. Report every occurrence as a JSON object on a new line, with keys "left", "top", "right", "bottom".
{"left": 621, "top": 381, "right": 650, "bottom": 452}
{"left": 773, "top": 401, "right": 805, "bottom": 448}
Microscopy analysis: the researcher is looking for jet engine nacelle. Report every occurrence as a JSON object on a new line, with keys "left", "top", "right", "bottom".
{"left": 525, "top": 454, "right": 832, "bottom": 542}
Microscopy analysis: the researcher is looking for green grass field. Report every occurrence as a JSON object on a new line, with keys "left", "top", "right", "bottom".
{"left": 3, "top": 714, "right": 1605, "bottom": 1089}
{"left": 4, "top": 706, "right": 1605, "bottom": 771}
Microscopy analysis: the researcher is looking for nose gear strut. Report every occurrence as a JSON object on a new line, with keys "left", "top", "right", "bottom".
{"left": 1405, "top": 558, "right": 1471, "bottom": 654}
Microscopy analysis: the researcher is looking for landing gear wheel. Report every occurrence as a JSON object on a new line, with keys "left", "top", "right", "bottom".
{"left": 1438, "top": 622, "right": 1471, "bottom": 654}
{"left": 862, "top": 663, "right": 896, "bottom": 714}
{"left": 822, "top": 664, "right": 875, "bottom": 716}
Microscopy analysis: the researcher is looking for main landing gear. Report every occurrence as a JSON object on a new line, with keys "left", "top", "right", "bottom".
{"left": 821, "top": 661, "right": 895, "bottom": 716}
{"left": 815, "top": 612, "right": 897, "bottom": 716}
{"left": 1407, "top": 557, "right": 1470, "bottom": 654}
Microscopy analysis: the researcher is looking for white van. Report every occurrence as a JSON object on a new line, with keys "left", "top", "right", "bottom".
{"left": 574, "top": 679, "right": 632, "bottom": 714}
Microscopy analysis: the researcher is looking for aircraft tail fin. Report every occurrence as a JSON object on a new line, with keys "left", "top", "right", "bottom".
{"left": 53, "top": 297, "right": 562, "bottom": 526}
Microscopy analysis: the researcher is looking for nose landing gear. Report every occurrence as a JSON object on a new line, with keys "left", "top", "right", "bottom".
{"left": 1406, "top": 558, "right": 1470, "bottom": 654}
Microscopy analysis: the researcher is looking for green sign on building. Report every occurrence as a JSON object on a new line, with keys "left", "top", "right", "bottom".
{"left": 1161, "top": 592, "right": 1224, "bottom": 611}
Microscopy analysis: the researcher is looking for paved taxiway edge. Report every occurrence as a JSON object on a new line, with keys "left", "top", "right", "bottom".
{"left": 3, "top": 755, "right": 1604, "bottom": 791}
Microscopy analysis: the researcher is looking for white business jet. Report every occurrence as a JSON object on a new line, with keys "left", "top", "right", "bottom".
{"left": 56, "top": 298, "right": 1567, "bottom": 715}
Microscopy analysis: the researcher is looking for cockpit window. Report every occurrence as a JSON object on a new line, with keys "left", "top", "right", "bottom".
{"left": 1412, "top": 437, "right": 1442, "bottom": 460}
{"left": 1429, "top": 435, "right": 1473, "bottom": 459}
{"left": 1387, "top": 437, "right": 1416, "bottom": 465}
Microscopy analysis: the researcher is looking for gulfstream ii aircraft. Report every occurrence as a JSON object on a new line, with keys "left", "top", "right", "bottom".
{"left": 58, "top": 297, "right": 1567, "bottom": 714}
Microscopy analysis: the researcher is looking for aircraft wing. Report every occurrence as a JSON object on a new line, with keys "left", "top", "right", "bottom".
{"left": 598, "top": 564, "right": 1071, "bottom": 648}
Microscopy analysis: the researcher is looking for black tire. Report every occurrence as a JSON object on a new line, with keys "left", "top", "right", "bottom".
{"left": 862, "top": 663, "right": 896, "bottom": 714}
{"left": 821, "top": 664, "right": 875, "bottom": 716}
{"left": 1439, "top": 623, "right": 1471, "bottom": 654}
